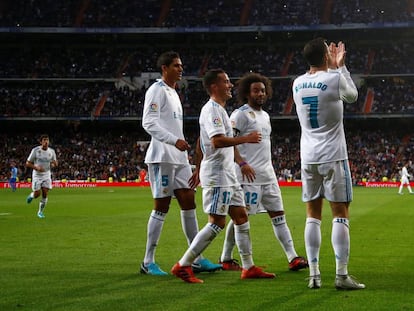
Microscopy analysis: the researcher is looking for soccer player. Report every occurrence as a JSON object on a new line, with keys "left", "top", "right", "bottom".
{"left": 171, "top": 69, "right": 275, "bottom": 283}
{"left": 9, "top": 161, "right": 18, "bottom": 192}
{"left": 398, "top": 162, "right": 413, "bottom": 194}
{"left": 26, "top": 134, "right": 58, "bottom": 218}
{"left": 219, "top": 72, "right": 308, "bottom": 272}
{"left": 141, "top": 51, "right": 220, "bottom": 276}
{"left": 292, "top": 38, "right": 365, "bottom": 290}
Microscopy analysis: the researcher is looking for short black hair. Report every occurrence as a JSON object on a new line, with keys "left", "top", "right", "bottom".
{"left": 303, "top": 37, "right": 327, "bottom": 67}
{"left": 156, "top": 51, "right": 180, "bottom": 73}
{"left": 39, "top": 134, "right": 49, "bottom": 141}
{"left": 202, "top": 68, "right": 226, "bottom": 95}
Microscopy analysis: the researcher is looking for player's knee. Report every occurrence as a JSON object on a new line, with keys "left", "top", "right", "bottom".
{"left": 229, "top": 209, "right": 249, "bottom": 225}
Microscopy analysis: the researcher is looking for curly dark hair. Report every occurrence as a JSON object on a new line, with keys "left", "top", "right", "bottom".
{"left": 236, "top": 72, "right": 273, "bottom": 104}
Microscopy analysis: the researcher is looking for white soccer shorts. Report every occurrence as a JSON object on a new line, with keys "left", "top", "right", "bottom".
{"left": 202, "top": 185, "right": 245, "bottom": 216}
{"left": 242, "top": 183, "right": 284, "bottom": 215}
{"left": 301, "top": 160, "right": 353, "bottom": 203}
{"left": 31, "top": 176, "right": 53, "bottom": 191}
{"left": 147, "top": 163, "right": 192, "bottom": 198}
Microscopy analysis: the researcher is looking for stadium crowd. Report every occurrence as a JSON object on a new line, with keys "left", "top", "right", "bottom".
{"left": 1, "top": 0, "right": 413, "bottom": 27}
{"left": 1, "top": 125, "right": 413, "bottom": 185}
{"left": 0, "top": 82, "right": 146, "bottom": 118}
{"left": 1, "top": 38, "right": 414, "bottom": 118}
{"left": 1, "top": 42, "right": 413, "bottom": 79}
{"left": 1, "top": 75, "right": 414, "bottom": 118}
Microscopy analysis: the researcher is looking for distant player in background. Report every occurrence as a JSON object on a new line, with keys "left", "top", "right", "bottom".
{"left": 398, "top": 162, "right": 413, "bottom": 194}
{"left": 293, "top": 38, "right": 365, "bottom": 290}
{"left": 9, "top": 161, "right": 18, "bottom": 192}
{"left": 26, "top": 134, "right": 58, "bottom": 218}
{"left": 219, "top": 72, "right": 308, "bottom": 272}
{"left": 139, "top": 168, "right": 147, "bottom": 182}
{"left": 141, "top": 51, "right": 221, "bottom": 276}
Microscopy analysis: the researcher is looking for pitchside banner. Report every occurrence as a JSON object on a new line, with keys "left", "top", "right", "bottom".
{"left": 1, "top": 181, "right": 150, "bottom": 189}
{"left": 1, "top": 181, "right": 412, "bottom": 189}
{"left": 359, "top": 181, "right": 411, "bottom": 188}
{"left": 1, "top": 180, "right": 300, "bottom": 188}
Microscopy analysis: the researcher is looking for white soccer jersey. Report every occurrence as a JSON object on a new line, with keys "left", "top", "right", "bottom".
{"left": 199, "top": 99, "right": 239, "bottom": 187}
{"left": 27, "top": 146, "right": 57, "bottom": 179}
{"left": 142, "top": 79, "right": 188, "bottom": 165}
{"left": 401, "top": 166, "right": 411, "bottom": 183}
{"left": 230, "top": 104, "right": 276, "bottom": 184}
{"left": 402, "top": 166, "right": 411, "bottom": 178}
{"left": 292, "top": 66, "right": 357, "bottom": 164}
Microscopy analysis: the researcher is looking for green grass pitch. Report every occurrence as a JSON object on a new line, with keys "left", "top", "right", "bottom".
{"left": 1, "top": 186, "right": 414, "bottom": 311}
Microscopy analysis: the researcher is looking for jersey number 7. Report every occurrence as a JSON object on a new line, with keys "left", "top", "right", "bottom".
{"left": 302, "top": 96, "right": 319, "bottom": 129}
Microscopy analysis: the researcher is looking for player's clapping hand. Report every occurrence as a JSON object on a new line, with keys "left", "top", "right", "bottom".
{"left": 335, "top": 41, "right": 346, "bottom": 67}
{"left": 328, "top": 42, "right": 338, "bottom": 69}
{"left": 328, "top": 41, "right": 346, "bottom": 69}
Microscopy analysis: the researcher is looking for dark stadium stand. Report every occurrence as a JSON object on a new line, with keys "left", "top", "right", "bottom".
{"left": 1, "top": 0, "right": 413, "bottom": 27}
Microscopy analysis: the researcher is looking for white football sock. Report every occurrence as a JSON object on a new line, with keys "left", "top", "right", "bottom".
{"left": 331, "top": 218, "right": 350, "bottom": 276}
{"left": 305, "top": 217, "right": 321, "bottom": 276}
{"left": 271, "top": 214, "right": 298, "bottom": 262}
{"left": 220, "top": 219, "right": 236, "bottom": 262}
{"left": 179, "top": 223, "right": 221, "bottom": 266}
{"left": 181, "top": 209, "right": 205, "bottom": 262}
{"left": 143, "top": 210, "right": 166, "bottom": 265}
{"left": 38, "top": 198, "right": 47, "bottom": 213}
{"left": 180, "top": 209, "right": 199, "bottom": 245}
{"left": 235, "top": 221, "right": 254, "bottom": 270}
